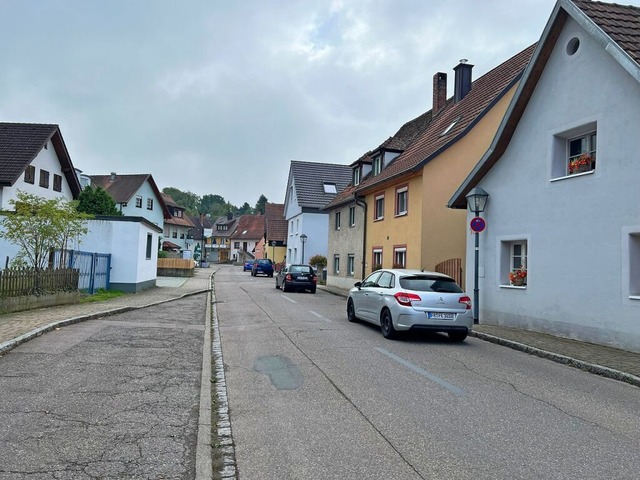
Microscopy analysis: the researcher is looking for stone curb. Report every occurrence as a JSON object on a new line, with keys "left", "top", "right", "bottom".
{"left": 470, "top": 331, "right": 640, "bottom": 388}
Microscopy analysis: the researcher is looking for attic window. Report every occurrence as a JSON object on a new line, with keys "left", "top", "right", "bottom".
{"left": 323, "top": 182, "right": 337, "bottom": 194}
{"left": 440, "top": 117, "right": 461, "bottom": 137}
{"left": 566, "top": 37, "right": 580, "bottom": 56}
{"left": 242, "top": 230, "right": 248, "bottom": 235}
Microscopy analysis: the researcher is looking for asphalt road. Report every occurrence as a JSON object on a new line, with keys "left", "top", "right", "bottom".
{"left": 0, "top": 294, "right": 209, "bottom": 479}
{"left": 216, "top": 267, "right": 640, "bottom": 480}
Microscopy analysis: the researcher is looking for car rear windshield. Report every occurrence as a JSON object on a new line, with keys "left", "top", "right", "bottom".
{"left": 399, "top": 276, "right": 463, "bottom": 293}
{"left": 257, "top": 259, "right": 271, "bottom": 265}
{"left": 290, "top": 265, "right": 312, "bottom": 274}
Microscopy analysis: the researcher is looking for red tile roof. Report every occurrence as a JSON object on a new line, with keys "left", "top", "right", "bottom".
{"left": 356, "top": 44, "right": 536, "bottom": 193}
{"left": 230, "top": 214, "right": 265, "bottom": 240}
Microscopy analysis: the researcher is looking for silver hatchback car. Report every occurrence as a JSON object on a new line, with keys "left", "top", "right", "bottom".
{"left": 347, "top": 269, "right": 473, "bottom": 341}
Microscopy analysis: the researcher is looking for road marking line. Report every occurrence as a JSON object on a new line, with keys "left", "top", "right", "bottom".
{"left": 310, "top": 311, "right": 331, "bottom": 322}
{"left": 281, "top": 295, "right": 296, "bottom": 303}
{"left": 375, "top": 347, "right": 465, "bottom": 396}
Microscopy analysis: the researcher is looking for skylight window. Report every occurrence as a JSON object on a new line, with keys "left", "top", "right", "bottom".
{"left": 440, "top": 116, "right": 461, "bottom": 137}
{"left": 323, "top": 182, "right": 337, "bottom": 194}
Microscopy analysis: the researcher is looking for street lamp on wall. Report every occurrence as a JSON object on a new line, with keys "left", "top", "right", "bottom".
{"left": 465, "top": 187, "right": 489, "bottom": 324}
{"left": 300, "top": 233, "right": 308, "bottom": 264}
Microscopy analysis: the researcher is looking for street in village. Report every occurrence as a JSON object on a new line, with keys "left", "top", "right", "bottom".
{"left": 0, "top": 265, "right": 639, "bottom": 479}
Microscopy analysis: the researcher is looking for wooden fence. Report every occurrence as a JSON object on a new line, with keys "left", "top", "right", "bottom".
{"left": 0, "top": 268, "right": 80, "bottom": 297}
{"left": 157, "top": 258, "right": 194, "bottom": 269}
{"left": 435, "top": 258, "right": 463, "bottom": 289}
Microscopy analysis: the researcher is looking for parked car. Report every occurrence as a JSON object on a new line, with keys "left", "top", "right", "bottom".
{"left": 347, "top": 269, "right": 472, "bottom": 341}
{"left": 275, "top": 264, "right": 317, "bottom": 293}
{"left": 243, "top": 259, "right": 254, "bottom": 272}
{"left": 252, "top": 258, "right": 274, "bottom": 277}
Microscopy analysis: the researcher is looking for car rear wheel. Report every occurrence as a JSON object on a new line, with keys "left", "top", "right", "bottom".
{"left": 380, "top": 309, "right": 397, "bottom": 339}
{"left": 448, "top": 331, "right": 468, "bottom": 342}
{"left": 282, "top": 282, "right": 290, "bottom": 293}
{"left": 347, "top": 299, "right": 358, "bottom": 323}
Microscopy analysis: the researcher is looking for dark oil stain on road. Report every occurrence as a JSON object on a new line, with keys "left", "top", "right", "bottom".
{"left": 254, "top": 355, "right": 304, "bottom": 390}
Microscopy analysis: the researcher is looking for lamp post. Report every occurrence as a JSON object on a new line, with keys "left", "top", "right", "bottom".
{"left": 300, "top": 233, "right": 308, "bottom": 264}
{"left": 465, "top": 187, "right": 489, "bottom": 324}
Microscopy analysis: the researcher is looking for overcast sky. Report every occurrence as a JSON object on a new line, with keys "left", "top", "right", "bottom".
{"left": 0, "top": 0, "right": 598, "bottom": 207}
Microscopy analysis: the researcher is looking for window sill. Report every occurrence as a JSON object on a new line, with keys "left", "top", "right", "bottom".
{"left": 374, "top": 217, "right": 384, "bottom": 222}
{"left": 629, "top": 295, "right": 640, "bottom": 301}
{"left": 550, "top": 170, "right": 594, "bottom": 182}
{"left": 499, "top": 284, "right": 527, "bottom": 290}
{"left": 395, "top": 212, "right": 407, "bottom": 218}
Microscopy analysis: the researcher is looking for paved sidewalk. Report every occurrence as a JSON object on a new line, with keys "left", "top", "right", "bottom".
{"left": 1, "top": 270, "right": 638, "bottom": 388}
{"left": 320, "top": 285, "right": 640, "bottom": 388}
{"left": 0, "top": 268, "right": 214, "bottom": 355}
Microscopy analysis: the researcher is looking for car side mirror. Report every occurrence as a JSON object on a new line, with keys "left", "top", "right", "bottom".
{"left": 354, "top": 281, "right": 362, "bottom": 289}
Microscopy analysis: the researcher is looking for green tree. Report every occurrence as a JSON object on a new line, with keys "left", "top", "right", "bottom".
{"left": 308, "top": 254, "right": 327, "bottom": 271}
{"left": 201, "top": 194, "right": 229, "bottom": 217}
{"left": 237, "top": 202, "right": 253, "bottom": 215}
{"left": 163, "top": 187, "right": 200, "bottom": 214}
{"left": 254, "top": 194, "right": 268, "bottom": 215}
{"left": 77, "top": 186, "right": 121, "bottom": 215}
{"left": 0, "top": 191, "right": 89, "bottom": 270}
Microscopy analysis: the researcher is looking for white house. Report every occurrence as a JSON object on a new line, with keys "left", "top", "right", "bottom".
{"left": 449, "top": 0, "right": 640, "bottom": 353}
{"left": 0, "top": 123, "right": 81, "bottom": 208}
{"left": 0, "top": 123, "right": 82, "bottom": 263}
{"left": 89, "top": 173, "right": 169, "bottom": 230}
{"left": 284, "top": 161, "right": 352, "bottom": 265}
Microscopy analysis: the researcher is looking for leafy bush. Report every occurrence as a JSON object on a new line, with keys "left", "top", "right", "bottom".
{"left": 158, "top": 250, "right": 169, "bottom": 258}
{"left": 308, "top": 254, "right": 327, "bottom": 270}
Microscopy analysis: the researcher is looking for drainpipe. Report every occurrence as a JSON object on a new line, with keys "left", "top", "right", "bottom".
{"left": 354, "top": 195, "right": 367, "bottom": 279}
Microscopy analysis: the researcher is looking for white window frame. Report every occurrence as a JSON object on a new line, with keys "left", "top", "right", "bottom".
{"left": 347, "top": 254, "right": 355, "bottom": 276}
{"left": 333, "top": 255, "right": 340, "bottom": 274}
{"left": 349, "top": 206, "right": 356, "bottom": 227}
{"left": 623, "top": 226, "right": 640, "bottom": 301}
{"left": 550, "top": 120, "right": 597, "bottom": 180}
{"left": 335, "top": 211, "right": 341, "bottom": 230}
{"left": 372, "top": 248, "right": 383, "bottom": 270}
{"left": 393, "top": 247, "right": 406, "bottom": 268}
{"left": 374, "top": 194, "right": 384, "bottom": 221}
{"left": 395, "top": 186, "right": 408, "bottom": 216}
{"left": 498, "top": 236, "right": 530, "bottom": 288}
{"left": 353, "top": 168, "right": 361, "bottom": 186}
{"left": 373, "top": 156, "right": 383, "bottom": 176}
{"left": 135, "top": 195, "right": 143, "bottom": 208}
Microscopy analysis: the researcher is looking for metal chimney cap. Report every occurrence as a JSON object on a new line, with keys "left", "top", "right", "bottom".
{"left": 459, "top": 58, "right": 468, "bottom": 64}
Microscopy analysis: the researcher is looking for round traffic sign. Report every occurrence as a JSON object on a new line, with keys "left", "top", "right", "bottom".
{"left": 470, "top": 217, "right": 486, "bottom": 233}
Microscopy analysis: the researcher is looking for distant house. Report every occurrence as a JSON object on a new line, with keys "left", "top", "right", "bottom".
{"left": 210, "top": 213, "right": 237, "bottom": 262}
{"left": 0, "top": 123, "right": 81, "bottom": 208}
{"left": 188, "top": 214, "right": 213, "bottom": 261}
{"left": 161, "top": 193, "right": 196, "bottom": 252}
{"left": 264, "top": 202, "right": 287, "bottom": 264}
{"left": 448, "top": 0, "right": 640, "bottom": 352}
{"left": 284, "top": 161, "right": 352, "bottom": 265}
{"left": 89, "top": 173, "right": 170, "bottom": 229}
{"left": 229, "top": 214, "right": 266, "bottom": 262}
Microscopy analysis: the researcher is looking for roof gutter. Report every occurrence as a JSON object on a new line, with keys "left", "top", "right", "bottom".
{"left": 354, "top": 194, "right": 368, "bottom": 279}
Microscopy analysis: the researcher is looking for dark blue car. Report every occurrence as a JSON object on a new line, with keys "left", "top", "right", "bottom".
{"left": 252, "top": 258, "right": 274, "bottom": 277}
{"left": 243, "top": 259, "right": 254, "bottom": 272}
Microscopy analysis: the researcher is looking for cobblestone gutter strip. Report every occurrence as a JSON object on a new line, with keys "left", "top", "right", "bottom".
{"left": 211, "top": 277, "right": 238, "bottom": 479}
{"left": 471, "top": 331, "right": 640, "bottom": 388}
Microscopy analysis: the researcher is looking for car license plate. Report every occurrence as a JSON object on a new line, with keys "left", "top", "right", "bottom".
{"left": 298, "top": 275, "right": 308, "bottom": 281}
{"left": 427, "top": 312, "right": 455, "bottom": 320}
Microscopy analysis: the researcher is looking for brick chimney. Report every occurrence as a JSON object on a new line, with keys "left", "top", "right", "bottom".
{"left": 432, "top": 72, "right": 447, "bottom": 115}
{"left": 454, "top": 59, "right": 473, "bottom": 102}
